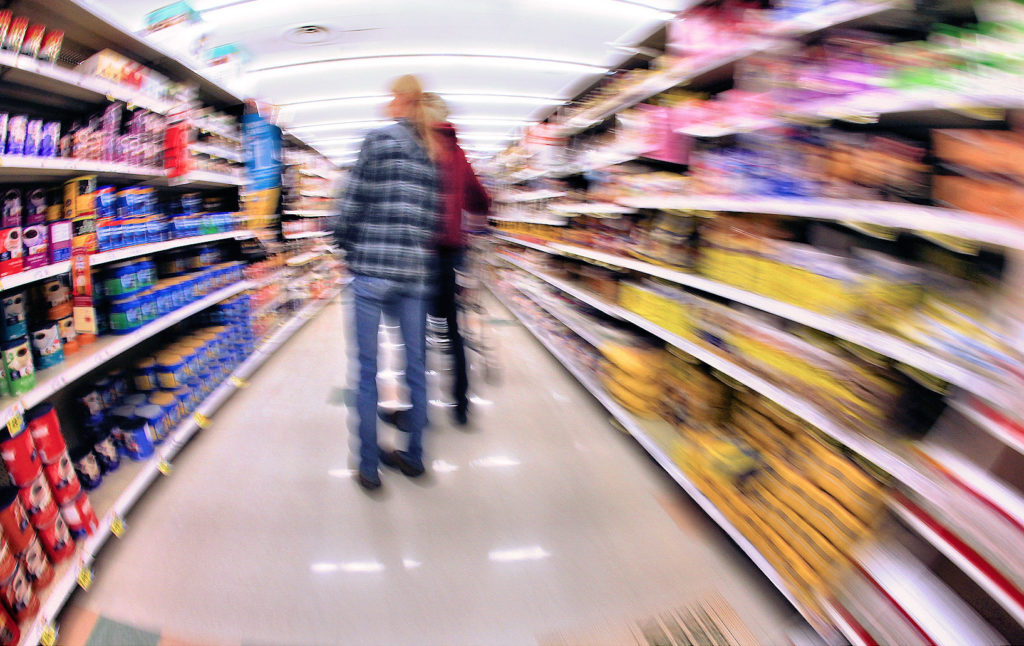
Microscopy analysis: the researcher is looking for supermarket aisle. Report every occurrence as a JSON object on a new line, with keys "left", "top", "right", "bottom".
{"left": 57, "top": 293, "right": 791, "bottom": 646}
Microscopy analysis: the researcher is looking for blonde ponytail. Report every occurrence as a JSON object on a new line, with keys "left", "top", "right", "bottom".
{"left": 390, "top": 74, "right": 437, "bottom": 162}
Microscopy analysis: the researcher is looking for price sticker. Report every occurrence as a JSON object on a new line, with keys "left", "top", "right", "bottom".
{"left": 6, "top": 411, "right": 24, "bottom": 436}
{"left": 230, "top": 376, "right": 248, "bottom": 388}
{"left": 110, "top": 515, "right": 126, "bottom": 538}
{"left": 40, "top": 624, "right": 57, "bottom": 646}
{"left": 157, "top": 459, "right": 173, "bottom": 476}
{"left": 194, "top": 413, "right": 210, "bottom": 429}
{"left": 77, "top": 566, "right": 93, "bottom": 591}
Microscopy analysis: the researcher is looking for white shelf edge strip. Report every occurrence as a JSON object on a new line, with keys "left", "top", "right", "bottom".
{"left": 500, "top": 253, "right": 929, "bottom": 491}
{"left": 488, "top": 281, "right": 838, "bottom": 644}
{"left": 22, "top": 290, "right": 342, "bottom": 646}
{"left": 283, "top": 211, "right": 332, "bottom": 217}
{"left": 614, "top": 195, "right": 1024, "bottom": 251}
{"left": 0, "top": 281, "right": 254, "bottom": 429}
{"left": 889, "top": 499, "right": 1024, "bottom": 627}
{"left": 494, "top": 233, "right": 1018, "bottom": 416}
{"left": 283, "top": 231, "right": 329, "bottom": 240}
{"left": 548, "top": 203, "right": 637, "bottom": 215}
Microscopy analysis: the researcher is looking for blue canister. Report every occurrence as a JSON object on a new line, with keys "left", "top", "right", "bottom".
{"left": 135, "top": 404, "right": 166, "bottom": 444}
{"left": 104, "top": 261, "right": 143, "bottom": 298}
{"left": 109, "top": 297, "right": 142, "bottom": 334}
{"left": 1, "top": 291, "right": 28, "bottom": 341}
{"left": 139, "top": 291, "right": 157, "bottom": 323}
{"left": 149, "top": 391, "right": 179, "bottom": 430}
{"left": 29, "top": 322, "right": 63, "bottom": 370}
{"left": 71, "top": 444, "right": 102, "bottom": 490}
{"left": 91, "top": 428, "right": 120, "bottom": 474}
{"left": 172, "top": 386, "right": 191, "bottom": 417}
{"left": 156, "top": 353, "right": 186, "bottom": 389}
{"left": 185, "top": 377, "right": 203, "bottom": 407}
{"left": 133, "top": 357, "right": 158, "bottom": 391}
{"left": 137, "top": 259, "right": 157, "bottom": 289}
{"left": 120, "top": 418, "right": 155, "bottom": 460}
{"left": 108, "top": 369, "right": 129, "bottom": 400}
{"left": 154, "top": 285, "right": 172, "bottom": 316}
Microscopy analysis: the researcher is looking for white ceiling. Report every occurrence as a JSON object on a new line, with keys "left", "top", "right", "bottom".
{"left": 84, "top": 0, "right": 691, "bottom": 163}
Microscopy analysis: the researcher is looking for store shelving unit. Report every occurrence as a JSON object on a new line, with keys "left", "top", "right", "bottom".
{"left": 283, "top": 210, "right": 332, "bottom": 218}
{"left": 494, "top": 189, "right": 567, "bottom": 204}
{"left": 548, "top": 202, "right": 637, "bottom": 216}
{"left": 0, "top": 157, "right": 164, "bottom": 183}
{"left": 0, "top": 231, "right": 256, "bottom": 291}
{"left": 615, "top": 194, "right": 1024, "bottom": 250}
{"left": 493, "top": 233, "right": 1019, "bottom": 415}
{"left": 488, "top": 279, "right": 841, "bottom": 644}
{"left": 190, "top": 142, "right": 245, "bottom": 164}
{"left": 20, "top": 289, "right": 342, "bottom": 646}
{"left": 552, "top": 0, "right": 901, "bottom": 136}
{"left": 0, "top": 280, "right": 254, "bottom": 431}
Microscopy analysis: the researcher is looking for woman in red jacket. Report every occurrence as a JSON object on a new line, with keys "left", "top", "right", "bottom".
{"left": 425, "top": 93, "right": 491, "bottom": 425}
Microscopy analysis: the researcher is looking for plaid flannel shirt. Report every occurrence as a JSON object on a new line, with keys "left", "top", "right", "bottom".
{"left": 335, "top": 120, "right": 439, "bottom": 284}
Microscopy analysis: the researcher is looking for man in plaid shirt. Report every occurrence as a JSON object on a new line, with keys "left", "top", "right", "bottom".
{"left": 335, "top": 76, "right": 440, "bottom": 491}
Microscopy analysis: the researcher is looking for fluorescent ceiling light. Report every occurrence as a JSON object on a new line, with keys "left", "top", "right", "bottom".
{"left": 488, "top": 546, "right": 550, "bottom": 562}
{"left": 249, "top": 54, "right": 606, "bottom": 76}
{"left": 289, "top": 120, "right": 393, "bottom": 134}
{"left": 280, "top": 93, "right": 568, "bottom": 108}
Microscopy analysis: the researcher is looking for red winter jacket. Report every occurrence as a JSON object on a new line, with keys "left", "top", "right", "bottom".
{"left": 432, "top": 122, "right": 491, "bottom": 249}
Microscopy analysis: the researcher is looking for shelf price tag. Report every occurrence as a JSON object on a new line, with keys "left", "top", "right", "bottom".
{"left": 110, "top": 515, "right": 126, "bottom": 538}
{"left": 40, "top": 624, "right": 57, "bottom": 646}
{"left": 6, "top": 411, "right": 24, "bottom": 436}
{"left": 77, "top": 565, "right": 93, "bottom": 591}
{"left": 194, "top": 413, "right": 211, "bottom": 429}
{"left": 229, "top": 376, "right": 248, "bottom": 389}
{"left": 157, "top": 459, "right": 173, "bottom": 476}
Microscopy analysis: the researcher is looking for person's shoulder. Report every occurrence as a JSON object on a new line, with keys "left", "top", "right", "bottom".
{"left": 373, "top": 122, "right": 409, "bottom": 139}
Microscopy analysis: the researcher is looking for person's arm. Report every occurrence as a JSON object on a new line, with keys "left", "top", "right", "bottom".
{"left": 334, "top": 132, "right": 378, "bottom": 252}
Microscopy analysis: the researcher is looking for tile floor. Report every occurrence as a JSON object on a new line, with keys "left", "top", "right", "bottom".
{"left": 57, "top": 293, "right": 795, "bottom": 645}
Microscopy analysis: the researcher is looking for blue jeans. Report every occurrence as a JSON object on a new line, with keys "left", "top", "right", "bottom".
{"left": 351, "top": 274, "right": 428, "bottom": 478}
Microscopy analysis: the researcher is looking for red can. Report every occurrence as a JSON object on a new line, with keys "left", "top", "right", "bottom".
{"left": 0, "top": 563, "right": 37, "bottom": 622}
{"left": 0, "top": 605, "right": 18, "bottom": 646}
{"left": 60, "top": 492, "right": 98, "bottom": 540}
{"left": 18, "top": 537, "right": 51, "bottom": 589}
{"left": 42, "top": 450, "right": 80, "bottom": 505}
{"left": 0, "top": 428, "right": 40, "bottom": 487}
{"left": 0, "top": 539, "right": 14, "bottom": 585}
{"left": 36, "top": 513, "right": 73, "bottom": 563}
{"left": 18, "top": 472, "right": 56, "bottom": 528}
{"left": 0, "top": 488, "right": 32, "bottom": 553}
{"left": 25, "top": 403, "right": 64, "bottom": 465}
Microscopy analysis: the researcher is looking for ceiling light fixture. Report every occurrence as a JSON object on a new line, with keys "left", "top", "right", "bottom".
{"left": 278, "top": 93, "right": 569, "bottom": 108}
{"left": 248, "top": 53, "right": 606, "bottom": 76}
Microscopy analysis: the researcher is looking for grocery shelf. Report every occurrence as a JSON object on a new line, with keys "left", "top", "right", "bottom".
{"left": 300, "top": 190, "right": 334, "bottom": 199}
{"left": 287, "top": 252, "right": 326, "bottom": 267}
{"left": 548, "top": 202, "right": 637, "bottom": 216}
{"left": 283, "top": 210, "right": 332, "bottom": 218}
{"left": 615, "top": 194, "right": 1024, "bottom": 251}
{"left": 0, "top": 231, "right": 256, "bottom": 292}
{"left": 190, "top": 143, "right": 245, "bottom": 164}
{"left": 495, "top": 190, "right": 567, "bottom": 203}
{"left": 300, "top": 168, "right": 334, "bottom": 179}
{"left": 497, "top": 234, "right": 1018, "bottom": 414}
{"left": 492, "top": 235, "right": 560, "bottom": 254}
{"left": 499, "top": 252, "right": 928, "bottom": 489}
{"left": 489, "top": 280, "right": 839, "bottom": 644}
{"left": 195, "top": 120, "right": 242, "bottom": 145}
{"left": 514, "top": 284, "right": 607, "bottom": 349}
{"left": 951, "top": 398, "right": 1024, "bottom": 457}
{"left": 554, "top": 0, "right": 899, "bottom": 137}
{"left": 0, "top": 280, "right": 255, "bottom": 432}
{"left": 0, "top": 48, "right": 171, "bottom": 115}
{"left": 855, "top": 542, "right": 1002, "bottom": 645}
{"left": 283, "top": 231, "right": 330, "bottom": 240}
{"left": 490, "top": 214, "right": 568, "bottom": 227}
{"left": 19, "top": 290, "right": 341, "bottom": 646}
{"left": 0, "top": 156, "right": 164, "bottom": 183}
{"left": 891, "top": 495, "right": 1024, "bottom": 628}
{"left": 163, "top": 170, "right": 249, "bottom": 189}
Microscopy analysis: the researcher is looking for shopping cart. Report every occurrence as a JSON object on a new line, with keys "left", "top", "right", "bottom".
{"left": 427, "top": 233, "right": 500, "bottom": 385}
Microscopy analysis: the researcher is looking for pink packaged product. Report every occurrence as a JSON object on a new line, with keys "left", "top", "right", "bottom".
{"left": 1, "top": 190, "right": 21, "bottom": 228}
{"left": 5, "top": 16, "right": 26, "bottom": 52}
{"left": 24, "top": 120, "right": 42, "bottom": 157}
{"left": 48, "top": 221, "right": 71, "bottom": 263}
{"left": 22, "top": 225, "right": 47, "bottom": 269}
{"left": 0, "top": 113, "right": 7, "bottom": 155}
{"left": 6, "top": 116, "right": 26, "bottom": 155}
{"left": 21, "top": 25, "right": 43, "bottom": 57}
{"left": 40, "top": 30, "right": 62, "bottom": 63}
{"left": 24, "top": 188, "right": 46, "bottom": 226}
